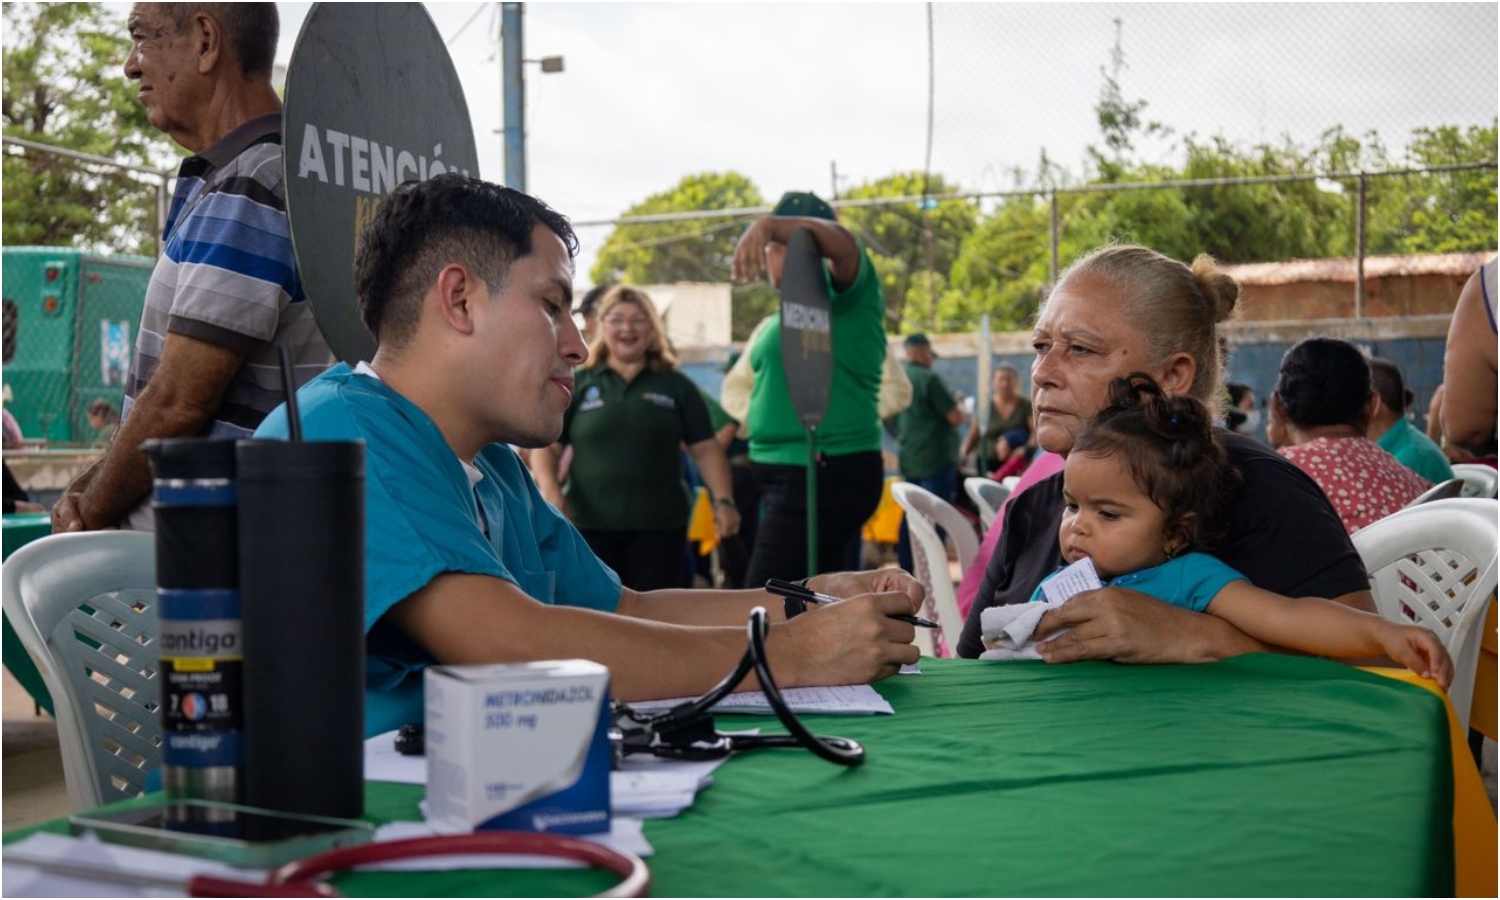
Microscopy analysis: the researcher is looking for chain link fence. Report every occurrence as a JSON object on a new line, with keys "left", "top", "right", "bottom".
{"left": 574, "top": 3, "right": 1496, "bottom": 339}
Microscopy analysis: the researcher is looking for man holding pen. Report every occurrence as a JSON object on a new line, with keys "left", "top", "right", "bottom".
{"left": 255, "top": 175, "right": 924, "bottom": 735}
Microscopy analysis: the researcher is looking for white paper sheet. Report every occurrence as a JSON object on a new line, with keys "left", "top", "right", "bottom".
{"left": 630, "top": 683, "right": 895, "bottom": 716}
{"left": 364, "top": 729, "right": 735, "bottom": 818}
{"left": 1040, "top": 556, "right": 1103, "bottom": 604}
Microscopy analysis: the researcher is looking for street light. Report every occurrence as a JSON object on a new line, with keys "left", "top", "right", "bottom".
{"left": 500, "top": 4, "right": 564, "bottom": 192}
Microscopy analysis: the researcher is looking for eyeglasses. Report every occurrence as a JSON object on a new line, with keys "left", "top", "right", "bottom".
{"left": 602, "top": 316, "right": 650, "bottom": 329}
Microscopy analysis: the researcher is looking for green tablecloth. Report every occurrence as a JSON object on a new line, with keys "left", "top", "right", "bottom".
{"left": 8, "top": 655, "right": 1454, "bottom": 896}
{"left": 347, "top": 656, "right": 1458, "bottom": 896}
{"left": 2, "top": 513, "right": 54, "bottom": 715}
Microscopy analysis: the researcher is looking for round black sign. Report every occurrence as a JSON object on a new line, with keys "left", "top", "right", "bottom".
{"left": 283, "top": 2, "right": 481, "bottom": 363}
{"left": 778, "top": 227, "right": 834, "bottom": 431}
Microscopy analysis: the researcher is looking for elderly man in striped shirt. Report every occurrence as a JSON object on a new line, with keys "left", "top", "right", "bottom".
{"left": 54, "top": 3, "right": 331, "bottom": 533}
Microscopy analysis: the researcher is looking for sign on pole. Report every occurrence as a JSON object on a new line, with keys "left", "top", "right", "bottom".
{"left": 283, "top": 2, "right": 481, "bottom": 363}
{"left": 777, "top": 228, "right": 834, "bottom": 576}
{"left": 778, "top": 228, "right": 833, "bottom": 430}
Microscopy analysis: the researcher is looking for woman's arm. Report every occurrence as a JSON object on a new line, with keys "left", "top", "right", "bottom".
{"left": 1206, "top": 582, "right": 1451, "bottom": 686}
{"left": 687, "top": 437, "right": 741, "bottom": 539}
{"left": 960, "top": 419, "right": 980, "bottom": 461}
{"left": 1441, "top": 267, "right": 1499, "bottom": 452}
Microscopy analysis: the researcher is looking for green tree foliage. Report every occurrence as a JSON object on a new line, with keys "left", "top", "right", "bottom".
{"left": 1369, "top": 124, "right": 1499, "bottom": 255}
{"left": 837, "top": 171, "right": 977, "bottom": 330}
{"left": 590, "top": 170, "right": 763, "bottom": 284}
{"left": 2, "top": 2, "right": 171, "bottom": 254}
{"left": 1087, "top": 18, "right": 1169, "bottom": 184}
{"left": 588, "top": 171, "right": 775, "bottom": 340}
{"left": 589, "top": 27, "right": 1493, "bottom": 342}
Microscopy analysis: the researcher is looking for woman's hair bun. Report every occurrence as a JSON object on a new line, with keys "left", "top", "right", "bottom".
{"left": 1190, "top": 254, "right": 1239, "bottom": 324}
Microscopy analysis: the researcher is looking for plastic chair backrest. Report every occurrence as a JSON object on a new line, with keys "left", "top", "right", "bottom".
{"left": 1351, "top": 498, "right": 1498, "bottom": 725}
{"left": 964, "top": 477, "right": 1012, "bottom": 532}
{"left": 1402, "top": 478, "right": 1466, "bottom": 509}
{"left": 1, "top": 531, "right": 159, "bottom": 811}
{"left": 891, "top": 483, "right": 979, "bottom": 656}
{"left": 1451, "top": 463, "right": 1499, "bottom": 499}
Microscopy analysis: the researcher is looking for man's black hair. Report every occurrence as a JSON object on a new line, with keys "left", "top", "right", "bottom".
{"left": 354, "top": 174, "right": 578, "bottom": 348}
{"left": 165, "top": 4, "right": 279, "bottom": 77}
{"left": 1368, "top": 357, "right": 1412, "bottom": 414}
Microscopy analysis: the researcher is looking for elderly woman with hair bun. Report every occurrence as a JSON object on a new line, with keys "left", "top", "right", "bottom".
{"left": 529, "top": 285, "right": 739, "bottom": 591}
{"left": 959, "top": 244, "right": 1375, "bottom": 663}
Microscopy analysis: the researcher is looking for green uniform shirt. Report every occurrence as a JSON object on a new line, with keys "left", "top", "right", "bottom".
{"left": 745, "top": 248, "right": 885, "bottom": 465}
{"left": 560, "top": 365, "right": 714, "bottom": 531}
{"left": 893, "top": 361, "right": 960, "bottom": 479}
{"left": 1376, "top": 418, "right": 1455, "bottom": 485}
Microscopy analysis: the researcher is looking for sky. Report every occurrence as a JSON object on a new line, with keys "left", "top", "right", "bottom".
{"left": 102, "top": 2, "right": 1497, "bottom": 286}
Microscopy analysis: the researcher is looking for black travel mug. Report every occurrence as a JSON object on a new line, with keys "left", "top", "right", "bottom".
{"left": 143, "top": 437, "right": 244, "bottom": 815}
{"left": 236, "top": 439, "right": 366, "bottom": 819}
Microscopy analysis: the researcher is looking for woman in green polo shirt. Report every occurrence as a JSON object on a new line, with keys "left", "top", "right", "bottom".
{"left": 529, "top": 286, "right": 740, "bottom": 590}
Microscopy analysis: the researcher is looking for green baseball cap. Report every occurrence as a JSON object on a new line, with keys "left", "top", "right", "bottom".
{"left": 771, "top": 191, "right": 837, "bottom": 221}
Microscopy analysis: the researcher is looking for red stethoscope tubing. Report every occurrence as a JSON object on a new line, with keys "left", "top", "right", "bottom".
{"left": 267, "top": 832, "right": 652, "bottom": 898}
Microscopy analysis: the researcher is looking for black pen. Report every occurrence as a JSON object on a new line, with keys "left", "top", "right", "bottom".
{"left": 765, "top": 578, "right": 940, "bottom": 629}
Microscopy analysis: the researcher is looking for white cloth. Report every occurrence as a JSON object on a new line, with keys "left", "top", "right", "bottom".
{"left": 977, "top": 597, "right": 1071, "bottom": 660}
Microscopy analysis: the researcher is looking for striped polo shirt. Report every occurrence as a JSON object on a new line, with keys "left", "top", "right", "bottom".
{"left": 123, "top": 114, "right": 332, "bottom": 441}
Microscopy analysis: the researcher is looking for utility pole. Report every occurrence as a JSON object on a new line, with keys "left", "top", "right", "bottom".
{"left": 501, "top": 2, "right": 525, "bottom": 191}
{"left": 830, "top": 160, "right": 839, "bottom": 200}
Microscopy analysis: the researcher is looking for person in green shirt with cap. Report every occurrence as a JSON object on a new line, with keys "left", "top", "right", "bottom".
{"left": 731, "top": 191, "right": 887, "bottom": 585}
{"left": 888, "top": 332, "right": 966, "bottom": 571}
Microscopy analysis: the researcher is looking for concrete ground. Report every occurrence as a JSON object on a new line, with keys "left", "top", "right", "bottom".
{"left": 2, "top": 666, "right": 69, "bottom": 832}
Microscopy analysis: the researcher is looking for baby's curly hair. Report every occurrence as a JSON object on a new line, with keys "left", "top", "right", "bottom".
{"left": 1072, "top": 374, "right": 1241, "bottom": 556}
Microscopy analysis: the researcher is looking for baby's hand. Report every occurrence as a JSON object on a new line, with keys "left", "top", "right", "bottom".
{"left": 1381, "top": 623, "right": 1453, "bottom": 690}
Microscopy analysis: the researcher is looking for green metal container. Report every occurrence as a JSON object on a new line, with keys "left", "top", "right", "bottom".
{"left": 2, "top": 247, "right": 153, "bottom": 445}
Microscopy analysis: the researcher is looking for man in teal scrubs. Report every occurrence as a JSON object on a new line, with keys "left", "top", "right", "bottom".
{"left": 256, "top": 175, "right": 924, "bottom": 736}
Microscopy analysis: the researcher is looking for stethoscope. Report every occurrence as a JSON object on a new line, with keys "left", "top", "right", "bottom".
{"left": 611, "top": 607, "right": 866, "bottom": 767}
{"left": 42, "top": 608, "right": 854, "bottom": 896}
{"left": 14, "top": 831, "right": 650, "bottom": 897}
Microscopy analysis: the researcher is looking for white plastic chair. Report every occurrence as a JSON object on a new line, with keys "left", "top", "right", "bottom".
{"left": 1351, "top": 498, "right": 1497, "bottom": 726}
{"left": 1451, "top": 463, "right": 1498, "bottom": 499}
{"left": 1402, "top": 478, "right": 1466, "bottom": 509}
{"left": 891, "top": 483, "right": 979, "bottom": 657}
{"left": 964, "top": 476, "right": 1011, "bottom": 532}
{"left": 1, "top": 531, "right": 160, "bottom": 811}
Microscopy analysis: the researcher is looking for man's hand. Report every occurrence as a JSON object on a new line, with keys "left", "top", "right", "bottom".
{"left": 731, "top": 219, "right": 774, "bottom": 284}
{"left": 52, "top": 459, "right": 103, "bottom": 532}
{"left": 776, "top": 591, "right": 921, "bottom": 684}
{"left": 51, "top": 492, "right": 87, "bottom": 532}
{"left": 711, "top": 504, "right": 741, "bottom": 539}
{"left": 808, "top": 569, "right": 925, "bottom": 614}
{"left": 1034, "top": 587, "right": 1263, "bottom": 665}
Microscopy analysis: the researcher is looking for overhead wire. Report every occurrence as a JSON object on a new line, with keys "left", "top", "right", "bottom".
{"left": 445, "top": 3, "right": 488, "bottom": 46}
